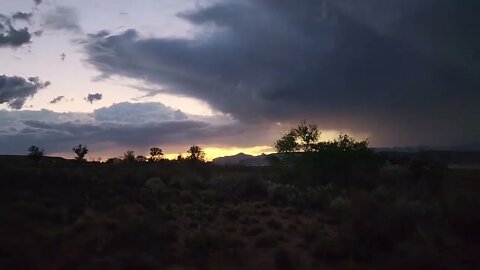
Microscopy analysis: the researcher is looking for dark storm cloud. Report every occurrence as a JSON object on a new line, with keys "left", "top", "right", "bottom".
{"left": 12, "top": 12, "right": 33, "bottom": 22}
{"left": 43, "top": 6, "right": 82, "bottom": 32}
{"left": 34, "top": 0, "right": 42, "bottom": 5}
{"left": 0, "top": 102, "right": 251, "bottom": 154}
{"left": 85, "top": 93, "right": 102, "bottom": 103}
{"left": 0, "top": 75, "right": 50, "bottom": 109}
{"left": 84, "top": 0, "right": 480, "bottom": 147}
{"left": 49, "top": 96, "right": 64, "bottom": 104}
{"left": 0, "top": 22, "right": 32, "bottom": 47}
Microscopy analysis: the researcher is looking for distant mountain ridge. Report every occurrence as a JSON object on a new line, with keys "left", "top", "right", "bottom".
{"left": 213, "top": 149, "right": 480, "bottom": 167}
{"left": 212, "top": 152, "right": 270, "bottom": 166}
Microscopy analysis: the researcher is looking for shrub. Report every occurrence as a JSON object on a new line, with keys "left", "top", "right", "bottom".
{"left": 169, "top": 174, "right": 205, "bottom": 190}
{"left": 27, "top": 145, "right": 44, "bottom": 162}
{"left": 311, "top": 235, "right": 348, "bottom": 262}
{"left": 246, "top": 226, "right": 264, "bottom": 237}
{"left": 267, "top": 182, "right": 299, "bottom": 205}
{"left": 144, "top": 177, "right": 166, "bottom": 194}
{"left": 255, "top": 232, "right": 281, "bottom": 248}
{"left": 274, "top": 247, "right": 295, "bottom": 270}
{"left": 266, "top": 218, "right": 282, "bottom": 230}
{"left": 329, "top": 196, "right": 351, "bottom": 212}
{"left": 208, "top": 175, "right": 268, "bottom": 201}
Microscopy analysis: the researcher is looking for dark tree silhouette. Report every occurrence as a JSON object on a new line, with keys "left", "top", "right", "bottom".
{"left": 272, "top": 122, "right": 379, "bottom": 186}
{"left": 123, "top": 150, "right": 135, "bottom": 162}
{"left": 187, "top": 145, "right": 205, "bottom": 162}
{"left": 27, "top": 145, "right": 44, "bottom": 162}
{"left": 72, "top": 144, "right": 88, "bottom": 161}
{"left": 274, "top": 130, "right": 298, "bottom": 153}
{"left": 149, "top": 147, "right": 164, "bottom": 162}
{"left": 275, "top": 121, "right": 320, "bottom": 153}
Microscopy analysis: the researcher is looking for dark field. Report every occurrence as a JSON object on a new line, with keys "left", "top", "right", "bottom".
{"left": 1, "top": 156, "right": 479, "bottom": 270}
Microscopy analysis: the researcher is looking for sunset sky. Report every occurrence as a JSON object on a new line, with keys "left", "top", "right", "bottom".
{"left": 1, "top": 0, "right": 479, "bottom": 160}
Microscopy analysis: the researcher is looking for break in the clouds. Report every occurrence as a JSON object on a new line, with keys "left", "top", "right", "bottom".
{"left": 0, "top": 75, "right": 50, "bottom": 109}
{"left": 0, "top": 102, "right": 254, "bottom": 155}
{"left": 43, "top": 6, "right": 82, "bottom": 33}
{"left": 84, "top": 0, "right": 480, "bottom": 147}
{"left": 85, "top": 93, "right": 102, "bottom": 103}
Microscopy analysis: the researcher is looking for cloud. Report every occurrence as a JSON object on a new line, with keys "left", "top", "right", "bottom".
{"left": 0, "top": 102, "right": 261, "bottom": 155}
{"left": 0, "top": 75, "right": 50, "bottom": 109}
{"left": 84, "top": 0, "right": 480, "bottom": 147}
{"left": 49, "top": 96, "right": 64, "bottom": 104}
{"left": 12, "top": 12, "right": 33, "bottom": 23}
{"left": 34, "top": 0, "right": 42, "bottom": 5}
{"left": 0, "top": 21, "right": 32, "bottom": 47}
{"left": 43, "top": 6, "right": 82, "bottom": 32}
{"left": 85, "top": 93, "right": 102, "bottom": 103}
{"left": 93, "top": 102, "right": 188, "bottom": 123}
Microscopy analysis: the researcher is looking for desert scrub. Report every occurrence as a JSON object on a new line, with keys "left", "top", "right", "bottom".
{"left": 274, "top": 247, "right": 296, "bottom": 270}
{"left": 329, "top": 196, "right": 351, "bottom": 213}
{"left": 169, "top": 174, "right": 205, "bottom": 190}
{"left": 246, "top": 226, "right": 264, "bottom": 237}
{"left": 311, "top": 235, "right": 348, "bottom": 262}
{"left": 223, "top": 208, "right": 241, "bottom": 222}
{"left": 199, "top": 189, "right": 223, "bottom": 203}
{"left": 254, "top": 232, "right": 283, "bottom": 248}
{"left": 144, "top": 177, "right": 166, "bottom": 194}
{"left": 266, "top": 218, "right": 283, "bottom": 230}
{"left": 207, "top": 175, "right": 268, "bottom": 201}
{"left": 267, "top": 182, "right": 299, "bottom": 205}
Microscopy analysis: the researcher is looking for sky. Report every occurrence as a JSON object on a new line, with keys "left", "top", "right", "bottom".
{"left": 1, "top": 0, "right": 479, "bottom": 160}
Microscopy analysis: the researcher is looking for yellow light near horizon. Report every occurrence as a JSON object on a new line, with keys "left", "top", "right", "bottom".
{"left": 163, "top": 145, "right": 275, "bottom": 161}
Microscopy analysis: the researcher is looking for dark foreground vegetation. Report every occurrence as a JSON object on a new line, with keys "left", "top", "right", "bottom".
{"left": 1, "top": 123, "right": 480, "bottom": 270}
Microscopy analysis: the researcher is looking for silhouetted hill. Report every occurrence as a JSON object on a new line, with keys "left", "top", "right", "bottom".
{"left": 213, "top": 150, "right": 480, "bottom": 168}
{"left": 213, "top": 152, "right": 270, "bottom": 166}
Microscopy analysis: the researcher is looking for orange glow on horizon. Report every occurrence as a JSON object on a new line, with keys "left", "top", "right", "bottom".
{"left": 163, "top": 145, "right": 275, "bottom": 161}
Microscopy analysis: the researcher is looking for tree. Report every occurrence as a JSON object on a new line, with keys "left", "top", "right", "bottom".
{"left": 294, "top": 121, "right": 319, "bottom": 152}
{"left": 123, "top": 150, "right": 135, "bottom": 162}
{"left": 272, "top": 122, "right": 379, "bottom": 187}
{"left": 187, "top": 145, "right": 206, "bottom": 162}
{"left": 274, "top": 131, "right": 298, "bottom": 153}
{"left": 149, "top": 147, "right": 164, "bottom": 162}
{"left": 274, "top": 121, "right": 320, "bottom": 153}
{"left": 28, "top": 145, "right": 44, "bottom": 162}
{"left": 72, "top": 144, "right": 88, "bottom": 161}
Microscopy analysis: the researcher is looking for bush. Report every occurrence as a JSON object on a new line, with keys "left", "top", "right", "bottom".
{"left": 274, "top": 247, "right": 295, "bottom": 270}
{"left": 267, "top": 182, "right": 299, "bottom": 205}
{"left": 208, "top": 175, "right": 268, "bottom": 201}
{"left": 144, "top": 177, "right": 165, "bottom": 194}
{"left": 311, "top": 235, "right": 348, "bottom": 262}
{"left": 329, "top": 196, "right": 351, "bottom": 212}
{"left": 255, "top": 232, "right": 281, "bottom": 248}
{"left": 169, "top": 174, "right": 205, "bottom": 190}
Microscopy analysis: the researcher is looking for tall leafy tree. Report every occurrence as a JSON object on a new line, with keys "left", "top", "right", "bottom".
{"left": 72, "top": 144, "right": 88, "bottom": 161}
{"left": 275, "top": 121, "right": 320, "bottom": 152}
{"left": 187, "top": 145, "right": 206, "bottom": 162}
{"left": 149, "top": 147, "right": 164, "bottom": 162}
{"left": 27, "top": 145, "right": 44, "bottom": 162}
